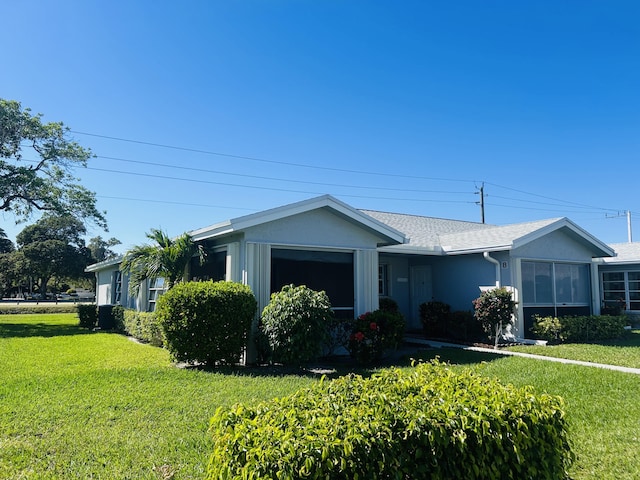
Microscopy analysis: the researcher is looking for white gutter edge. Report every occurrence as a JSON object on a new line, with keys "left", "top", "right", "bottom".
{"left": 483, "top": 251, "right": 501, "bottom": 287}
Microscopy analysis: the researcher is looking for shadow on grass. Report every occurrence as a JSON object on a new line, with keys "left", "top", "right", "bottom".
{"left": 0, "top": 322, "right": 93, "bottom": 339}
{"left": 192, "top": 345, "right": 504, "bottom": 380}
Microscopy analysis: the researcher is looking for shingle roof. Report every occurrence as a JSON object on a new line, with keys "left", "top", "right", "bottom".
{"left": 360, "top": 210, "right": 492, "bottom": 250}
{"left": 360, "top": 210, "right": 612, "bottom": 257}
{"left": 439, "top": 218, "right": 562, "bottom": 252}
{"left": 604, "top": 243, "right": 640, "bottom": 263}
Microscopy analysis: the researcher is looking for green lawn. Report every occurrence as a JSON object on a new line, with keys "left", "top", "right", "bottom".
{"left": 2, "top": 315, "right": 640, "bottom": 479}
{"left": 505, "top": 331, "right": 640, "bottom": 368}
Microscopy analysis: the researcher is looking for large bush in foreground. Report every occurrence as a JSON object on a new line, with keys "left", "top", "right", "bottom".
{"left": 156, "top": 281, "right": 256, "bottom": 366}
{"left": 532, "top": 314, "right": 628, "bottom": 343}
{"left": 260, "top": 284, "right": 333, "bottom": 365}
{"left": 207, "top": 361, "right": 573, "bottom": 479}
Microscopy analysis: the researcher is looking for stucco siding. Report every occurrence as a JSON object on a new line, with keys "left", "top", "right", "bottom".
{"left": 512, "top": 230, "right": 596, "bottom": 262}
{"left": 243, "top": 208, "right": 384, "bottom": 248}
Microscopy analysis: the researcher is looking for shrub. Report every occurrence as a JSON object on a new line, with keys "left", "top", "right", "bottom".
{"left": 419, "top": 300, "right": 450, "bottom": 337}
{"left": 473, "top": 287, "right": 516, "bottom": 338}
{"left": 111, "top": 305, "right": 125, "bottom": 333}
{"left": 77, "top": 304, "right": 97, "bottom": 329}
{"left": 207, "top": 360, "right": 573, "bottom": 480}
{"left": 347, "top": 309, "right": 405, "bottom": 364}
{"left": 532, "top": 314, "right": 628, "bottom": 343}
{"left": 448, "top": 309, "right": 485, "bottom": 342}
{"left": 0, "top": 305, "right": 78, "bottom": 315}
{"left": 260, "top": 284, "right": 334, "bottom": 365}
{"left": 156, "top": 281, "right": 257, "bottom": 366}
{"left": 123, "top": 309, "right": 163, "bottom": 346}
{"left": 378, "top": 297, "right": 400, "bottom": 313}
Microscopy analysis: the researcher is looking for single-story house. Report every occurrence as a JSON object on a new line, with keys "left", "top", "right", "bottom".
{"left": 88, "top": 194, "right": 627, "bottom": 346}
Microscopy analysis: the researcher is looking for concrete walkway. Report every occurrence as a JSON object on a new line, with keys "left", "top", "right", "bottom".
{"left": 405, "top": 337, "right": 640, "bottom": 375}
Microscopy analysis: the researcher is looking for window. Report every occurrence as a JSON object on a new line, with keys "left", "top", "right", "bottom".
{"left": 602, "top": 271, "right": 640, "bottom": 311}
{"left": 271, "top": 248, "right": 354, "bottom": 318}
{"left": 378, "top": 264, "right": 389, "bottom": 296}
{"left": 114, "top": 271, "right": 122, "bottom": 304}
{"left": 148, "top": 277, "right": 166, "bottom": 312}
{"left": 522, "top": 261, "right": 590, "bottom": 306}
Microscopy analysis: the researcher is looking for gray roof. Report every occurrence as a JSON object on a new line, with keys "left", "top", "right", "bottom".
{"left": 361, "top": 210, "right": 613, "bottom": 257}
{"left": 604, "top": 243, "right": 640, "bottom": 263}
{"left": 360, "top": 210, "right": 492, "bottom": 251}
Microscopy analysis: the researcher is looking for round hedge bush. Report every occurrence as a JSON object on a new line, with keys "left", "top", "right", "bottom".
{"left": 155, "top": 281, "right": 257, "bottom": 366}
{"left": 260, "top": 284, "right": 334, "bottom": 365}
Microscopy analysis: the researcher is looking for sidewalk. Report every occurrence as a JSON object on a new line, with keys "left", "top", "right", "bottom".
{"left": 405, "top": 336, "right": 640, "bottom": 375}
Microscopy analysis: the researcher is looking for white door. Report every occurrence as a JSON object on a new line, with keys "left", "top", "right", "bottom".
{"left": 410, "top": 266, "right": 433, "bottom": 329}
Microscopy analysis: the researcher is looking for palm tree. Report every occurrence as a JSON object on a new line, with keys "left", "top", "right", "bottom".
{"left": 120, "top": 228, "right": 205, "bottom": 295}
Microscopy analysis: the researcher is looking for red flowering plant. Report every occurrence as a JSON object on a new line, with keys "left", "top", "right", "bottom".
{"left": 347, "top": 309, "right": 405, "bottom": 364}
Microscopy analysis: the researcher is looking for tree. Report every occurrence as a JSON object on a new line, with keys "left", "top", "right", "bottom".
{"left": 120, "top": 228, "right": 205, "bottom": 295}
{"left": 88, "top": 235, "right": 121, "bottom": 263}
{"left": 0, "top": 227, "right": 14, "bottom": 254}
{"left": 15, "top": 214, "right": 92, "bottom": 295}
{"left": 0, "top": 99, "right": 106, "bottom": 228}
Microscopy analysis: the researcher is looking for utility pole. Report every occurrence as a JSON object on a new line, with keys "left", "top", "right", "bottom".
{"left": 476, "top": 183, "right": 485, "bottom": 224}
{"left": 605, "top": 210, "right": 633, "bottom": 243}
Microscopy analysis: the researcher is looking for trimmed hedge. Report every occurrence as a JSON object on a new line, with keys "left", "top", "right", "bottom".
{"left": 77, "top": 304, "right": 98, "bottom": 328}
{"left": 260, "top": 284, "right": 334, "bottom": 365}
{"left": 0, "top": 304, "right": 80, "bottom": 315}
{"left": 123, "top": 309, "right": 163, "bottom": 346}
{"left": 156, "top": 281, "right": 257, "bottom": 366}
{"left": 207, "top": 361, "right": 573, "bottom": 479}
{"left": 532, "top": 314, "right": 628, "bottom": 343}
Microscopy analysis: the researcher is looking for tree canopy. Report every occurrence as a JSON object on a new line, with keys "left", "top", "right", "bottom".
{"left": 0, "top": 99, "right": 106, "bottom": 228}
{"left": 15, "top": 214, "right": 92, "bottom": 295}
{"left": 88, "top": 236, "right": 121, "bottom": 263}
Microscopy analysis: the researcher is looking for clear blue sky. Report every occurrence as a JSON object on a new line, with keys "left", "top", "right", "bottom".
{"left": 1, "top": 1, "right": 639, "bottom": 252}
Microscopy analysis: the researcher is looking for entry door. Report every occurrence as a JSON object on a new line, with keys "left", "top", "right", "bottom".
{"left": 410, "top": 266, "right": 433, "bottom": 329}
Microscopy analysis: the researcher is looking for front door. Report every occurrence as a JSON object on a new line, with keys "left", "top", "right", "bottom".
{"left": 410, "top": 266, "right": 433, "bottom": 329}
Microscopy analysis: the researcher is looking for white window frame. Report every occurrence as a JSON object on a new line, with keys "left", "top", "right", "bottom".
{"left": 148, "top": 277, "right": 167, "bottom": 312}
{"left": 602, "top": 270, "right": 640, "bottom": 311}
{"left": 522, "top": 261, "right": 591, "bottom": 307}
{"left": 378, "top": 263, "right": 390, "bottom": 297}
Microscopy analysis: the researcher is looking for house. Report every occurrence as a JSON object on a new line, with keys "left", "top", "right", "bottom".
{"left": 87, "top": 194, "right": 618, "bottom": 345}
{"left": 596, "top": 242, "right": 640, "bottom": 323}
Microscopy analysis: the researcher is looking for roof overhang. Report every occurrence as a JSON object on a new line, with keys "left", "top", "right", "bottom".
{"left": 512, "top": 218, "right": 614, "bottom": 258}
{"left": 190, "top": 194, "right": 406, "bottom": 246}
{"left": 85, "top": 255, "right": 123, "bottom": 273}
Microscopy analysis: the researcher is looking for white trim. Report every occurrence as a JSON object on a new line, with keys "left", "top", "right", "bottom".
{"left": 190, "top": 195, "right": 406, "bottom": 245}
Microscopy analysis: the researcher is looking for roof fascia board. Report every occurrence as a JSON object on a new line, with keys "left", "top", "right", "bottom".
{"left": 512, "top": 218, "right": 615, "bottom": 257}
{"left": 191, "top": 195, "right": 406, "bottom": 244}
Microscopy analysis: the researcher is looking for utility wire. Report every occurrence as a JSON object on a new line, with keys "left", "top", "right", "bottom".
{"left": 95, "top": 155, "right": 472, "bottom": 195}
{"left": 85, "top": 166, "right": 476, "bottom": 205}
{"left": 71, "top": 130, "right": 479, "bottom": 184}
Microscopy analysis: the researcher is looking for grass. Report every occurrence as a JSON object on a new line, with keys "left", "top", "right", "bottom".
{"left": 3, "top": 314, "right": 640, "bottom": 479}
{"left": 0, "top": 314, "right": 316, "bottom": 479}
{"left": 505, "top": 330, "right": 640, "bottom": 368}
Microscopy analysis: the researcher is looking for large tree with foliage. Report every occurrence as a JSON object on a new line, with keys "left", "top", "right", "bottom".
{"left": 15, "top": 214, "right": 92, "bottom": 295}
{"left": 87, "top": 235, "right": 121, "bottom": 263}
{"left": 0, "top": 99, "right": 106, "bottom": 228}
{"left": 121, "top": 228, "right": 205, "bottom": 295}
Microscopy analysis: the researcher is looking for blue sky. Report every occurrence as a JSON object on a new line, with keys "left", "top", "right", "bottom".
{"left": 1, "top": 1, "right": 639, "bottom": 252}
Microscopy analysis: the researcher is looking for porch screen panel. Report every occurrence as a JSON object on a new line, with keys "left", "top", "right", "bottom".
{"left": 271, "top": 249, "right": 354, "bottom": 317}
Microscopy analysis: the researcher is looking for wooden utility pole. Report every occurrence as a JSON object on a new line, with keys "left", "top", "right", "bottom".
{"left": 476, "top": 183, "right": 485, "bottom": 223}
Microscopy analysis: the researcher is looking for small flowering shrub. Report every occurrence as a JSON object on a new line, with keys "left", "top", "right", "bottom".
{"left": 473, "top": 287, "right": 516, "bottom": 338}
{"left": 348, "top": 309, "right": 405, "bottom": 363}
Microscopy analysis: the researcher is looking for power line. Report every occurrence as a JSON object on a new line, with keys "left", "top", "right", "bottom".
{"left": 95, "top": 155, "right": 472, "bottom": 195}
{"left": 71, "top": 130, "right": 479, "bottom": 184}
{"left": 85, "top": 165, "right": 477, "bottom": 205}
